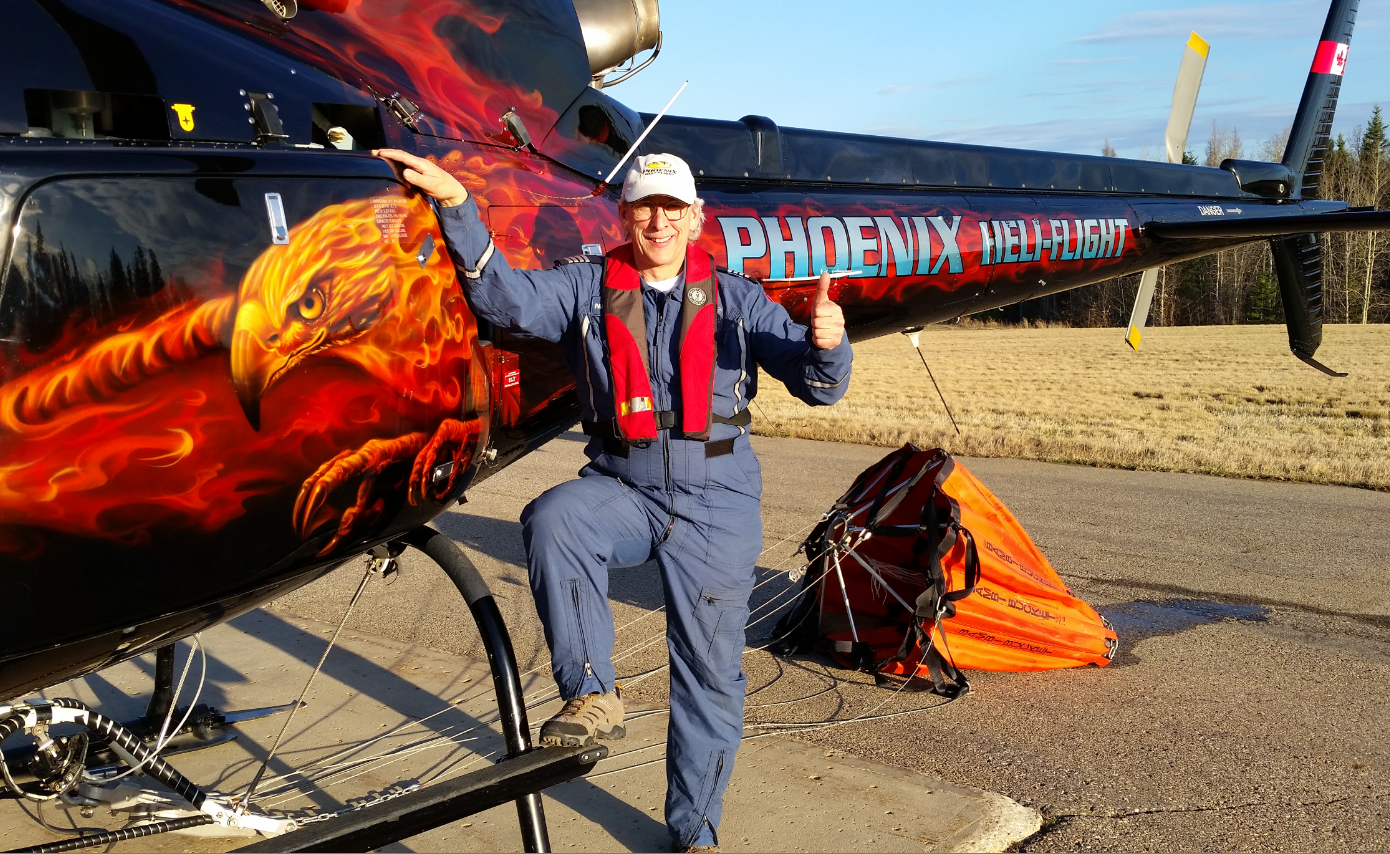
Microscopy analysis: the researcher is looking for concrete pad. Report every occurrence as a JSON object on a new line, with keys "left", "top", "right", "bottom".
{"left": 0, "top": 608, "right": 1037, "bottom": 853}
{"left": 407, "top": 700, "right": 1040, "bottom": 853}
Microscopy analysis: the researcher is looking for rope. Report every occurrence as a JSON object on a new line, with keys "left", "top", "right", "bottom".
{"left": 590, "top": 639, "right": 959, "bottom": 781}
{"left": 240, "top": 561, "right": 374, "bottom": 807}
{"left": 241, "top": 519, "right": 840, "bottom": 808}
{"left": 252, "top": 551, "right": 833, "bottom": 809}
{"left": 906, "top": 335, "right": 961, "bottom": 435}
{"left": 92, "top": 636, "right": 206, "bottom": 786}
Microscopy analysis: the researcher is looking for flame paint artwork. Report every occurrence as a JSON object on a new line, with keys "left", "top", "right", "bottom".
{"left": 0, "top": 191, "right": 488, "bottom": 561}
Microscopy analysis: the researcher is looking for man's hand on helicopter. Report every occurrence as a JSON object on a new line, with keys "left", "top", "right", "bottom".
{"left": 378, "top": 148, "right": 844, "bottom": 345}
{"left": 374, "top": 149, "right": 469, "bottom": 207}
{"left": 811, "top": 270, "right": 846, "bottom": 349}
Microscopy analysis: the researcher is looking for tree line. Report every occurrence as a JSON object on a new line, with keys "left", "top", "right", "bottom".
{"left": 2, "top": 222, "right": 168, "bottom": 351}
{"left": 985, "top": 106, "right": 1390, "bottom": 327}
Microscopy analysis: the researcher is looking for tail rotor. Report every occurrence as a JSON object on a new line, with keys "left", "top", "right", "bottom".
{"left": 1272, "top": 0, "right": 1358, "bottom": 375}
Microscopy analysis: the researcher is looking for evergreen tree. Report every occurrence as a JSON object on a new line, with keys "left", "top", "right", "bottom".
{"left": 148, "top": 250, "right": 165, "bottom": 293}
{"left": 132, "top": 246, "right": 152, "bottom": 297}
{"left": 108, "top": 246, "right": 127, "bottom": 295}
{"left": 1244, "top": 270, "right": 1284, "bottom": 324}
{"left": 1360, "top": 105, "right": 1385, "bottom": 167}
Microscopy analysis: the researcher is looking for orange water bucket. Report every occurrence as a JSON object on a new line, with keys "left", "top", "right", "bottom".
{"left": 772, "top": 445, "right": 1117, "bottom": 694}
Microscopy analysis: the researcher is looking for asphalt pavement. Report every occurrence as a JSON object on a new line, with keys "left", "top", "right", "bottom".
{"left": 6, "top": 431, "right": 1385, "bottom": 853}
{"left": 0, "top": 609, "right": 1035, "bottom": 854}
{"left": 268, "top": 430, "right": 1390, "bottom": 853}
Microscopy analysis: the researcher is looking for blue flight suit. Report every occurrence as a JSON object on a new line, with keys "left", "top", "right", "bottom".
{"left": 439, "top": 199, "right": 852, "bottom": 849}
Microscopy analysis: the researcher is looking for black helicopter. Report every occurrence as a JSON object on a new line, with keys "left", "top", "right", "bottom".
{"left": 0, "top": 0, "right": 1386, "bottom": 850}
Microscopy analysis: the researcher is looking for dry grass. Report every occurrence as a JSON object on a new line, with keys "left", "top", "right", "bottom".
{"left": 753, "top": 324, "right": 1390, "bottom": 490}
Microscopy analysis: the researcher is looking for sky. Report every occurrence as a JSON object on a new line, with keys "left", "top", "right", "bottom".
{"left": 607, "top": 0, "right": 1390, "bottom": 162}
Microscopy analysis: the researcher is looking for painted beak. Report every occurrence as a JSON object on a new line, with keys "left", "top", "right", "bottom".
{"left": 230, "top": 300, "right": 278, "bottom": 431}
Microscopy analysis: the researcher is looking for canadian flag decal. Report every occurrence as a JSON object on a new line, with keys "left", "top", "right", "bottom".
{"left": 1311, "top": 41, "right": 1349, "bottom": 75}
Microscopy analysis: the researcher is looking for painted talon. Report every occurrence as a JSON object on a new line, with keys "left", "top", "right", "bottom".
{"left": 291, "top": 420, "right": 481, "bottom": 553}
{"left": 291, "top": 433, "right": 428, "bottom": 545}
{"left": 408, "top": 418, "right": 480, "bottom": 505}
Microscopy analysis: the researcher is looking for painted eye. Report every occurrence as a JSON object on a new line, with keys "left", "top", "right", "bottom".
{"left": 297, "top": 286, "right": 325, "bottom": 321}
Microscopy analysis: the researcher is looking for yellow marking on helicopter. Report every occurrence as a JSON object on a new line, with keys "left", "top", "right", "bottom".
{"left": 172, "top": 103, "right": 196, "bottom": 132}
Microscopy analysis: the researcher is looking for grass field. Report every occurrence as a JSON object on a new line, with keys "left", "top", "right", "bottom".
{"left": 752, "top": 323, "right": 1390, "bottom": 490}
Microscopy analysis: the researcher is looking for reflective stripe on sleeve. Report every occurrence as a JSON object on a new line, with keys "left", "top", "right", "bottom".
{"left": 463, "top": 240, "right": 496, "bottom": 280}
{"left": 804, "top": 373, "right": 848, "bottom": 389}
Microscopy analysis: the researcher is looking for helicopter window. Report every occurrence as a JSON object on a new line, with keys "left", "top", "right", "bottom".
{"left": 546, "top": 87, "right": 643, "bottom": 180}
{"left": 0, "top": 176, "right": 422, "bottom": 373}
{"left": 23, "top": 89, "right": 170, "bottom": 140}
{"left": 310, "top": 103, "right": 385, "bottom": 151}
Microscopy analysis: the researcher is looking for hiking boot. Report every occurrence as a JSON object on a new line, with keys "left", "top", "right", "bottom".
{"left": 539, "top": 690, "right": 625, "bottom": 747}
{"left": 682, "top": 847, "right": 719, "bottom": 853}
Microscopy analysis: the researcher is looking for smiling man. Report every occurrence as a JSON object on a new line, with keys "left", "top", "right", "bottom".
{"left": 377, "top": 149, "right": 851, "bottom": 853}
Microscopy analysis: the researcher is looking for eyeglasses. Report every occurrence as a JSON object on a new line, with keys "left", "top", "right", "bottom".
{"left": 629, "top": 199, "right": 690, "bottom": 222}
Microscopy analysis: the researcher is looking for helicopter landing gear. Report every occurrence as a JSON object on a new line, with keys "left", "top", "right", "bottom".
{"left": 2, "top": 527, "right": 605, "bottom": 852}
{"left": 1, "top": 642, "right": 297, "bottom": 796}
{"left": 0, "top": 699, "right": 297, "bottom": 852}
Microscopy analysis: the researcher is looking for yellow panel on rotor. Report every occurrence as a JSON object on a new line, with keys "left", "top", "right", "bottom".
{"left": 1126, "top": 325, "right": 1143, "bottom": 351}
{"left": 1187, "top": 31, "right": 1210, "bottom": 58}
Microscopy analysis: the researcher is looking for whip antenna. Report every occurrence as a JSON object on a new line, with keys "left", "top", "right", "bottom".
{"left": 597, "top": 80, "right": 689, "bottom": 191}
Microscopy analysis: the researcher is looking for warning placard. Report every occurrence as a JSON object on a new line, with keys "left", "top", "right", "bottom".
{"left": 372, "top": 197, "right": 408, "bottom": 242}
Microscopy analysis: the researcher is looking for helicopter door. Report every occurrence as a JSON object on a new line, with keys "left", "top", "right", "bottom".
{"left": 473, "top": 204, "right": 607, "bottom": 460}
{"left": 0, "top": 172, "right": 487, "bottom": 584}
{"left": 486, "top": 204, "right": 607, "bottom": 268}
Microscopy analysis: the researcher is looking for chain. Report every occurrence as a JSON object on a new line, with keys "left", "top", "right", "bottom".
{"left": 296, "top": 782, "right": 423, "bottom": 825}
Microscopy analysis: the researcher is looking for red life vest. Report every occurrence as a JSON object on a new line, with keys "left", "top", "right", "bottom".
{"left": 602, "top": 243, "right": 718, "bottom": 444}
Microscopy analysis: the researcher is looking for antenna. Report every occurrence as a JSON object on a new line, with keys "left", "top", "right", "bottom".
{"left": 596, "top": 80, "right": 689, "bottom": 192}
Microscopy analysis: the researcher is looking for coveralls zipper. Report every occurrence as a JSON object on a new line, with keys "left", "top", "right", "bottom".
{"left": 654, "top": 287, "right": 676, "bottom": 542}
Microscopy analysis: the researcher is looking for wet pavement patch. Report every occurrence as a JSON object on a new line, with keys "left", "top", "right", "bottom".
{"left": 1098, "top": 599, "right": 1269, "bottom": 665}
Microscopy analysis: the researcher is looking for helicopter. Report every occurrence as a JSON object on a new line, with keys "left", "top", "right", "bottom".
{"left": 0, "top": 0, "right": 1387, "bottom": 850}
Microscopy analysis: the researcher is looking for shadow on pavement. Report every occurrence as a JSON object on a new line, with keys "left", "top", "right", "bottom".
{"left": 222, "top": 610, "right": 665, "bottom": 843}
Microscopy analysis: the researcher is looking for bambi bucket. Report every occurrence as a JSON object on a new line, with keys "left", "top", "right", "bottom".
{"left": 771, "top": 444, "right": 1117, "bottom": 694}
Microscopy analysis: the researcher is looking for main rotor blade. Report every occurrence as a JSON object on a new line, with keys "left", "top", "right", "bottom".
{"left": 1129, "top": 31, "right": 1208, "bottom": 352}
{"left": 1165, "top": 32, "right": 1209, "bottom": 164}
{"left": 1126, "top": 268, "right": 1160, "bottom": 352}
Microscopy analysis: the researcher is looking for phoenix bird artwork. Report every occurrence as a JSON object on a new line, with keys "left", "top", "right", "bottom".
{"left": 1, "top": 192, "right": 487, "bottom": 560}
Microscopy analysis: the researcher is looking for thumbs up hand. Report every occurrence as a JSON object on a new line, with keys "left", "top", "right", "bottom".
{"left": 810, "top": 270, "right": 846, "bottom": 350}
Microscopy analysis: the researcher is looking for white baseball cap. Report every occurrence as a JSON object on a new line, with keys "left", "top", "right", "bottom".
{"left": 622, "top": 154, "right": 697, "bottom": 204}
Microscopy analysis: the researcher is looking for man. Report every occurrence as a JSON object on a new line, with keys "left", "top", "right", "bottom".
{"left": 377, "top": 148, "right": 851, "bottom": 852}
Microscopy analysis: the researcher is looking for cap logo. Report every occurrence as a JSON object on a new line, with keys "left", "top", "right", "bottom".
{"left": 686, "top": 287, "right": 708, "bottom": 306}
{"left": 646, "top": 160, "right": 669, "bottom": 169}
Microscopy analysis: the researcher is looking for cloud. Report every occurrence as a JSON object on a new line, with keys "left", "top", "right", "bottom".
{"left": 878, "top": 75, "right": 994, "bottom": 96}
{"left": 861, "top": 100, "right": 1314, "bottom": 160}
{"left": 1049, "top": 57, "right": 1129, "bottom": 66}
{"left": 1021, "top": 77, "right": 1169, "bottom": 100}
{"left": 1071, "top": 1, "right": 1322, "bottom": 45}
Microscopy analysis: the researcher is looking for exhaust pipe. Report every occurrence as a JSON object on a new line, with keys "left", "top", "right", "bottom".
{"left": 571, "top": 0, "right": 661, "bottom": 88}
